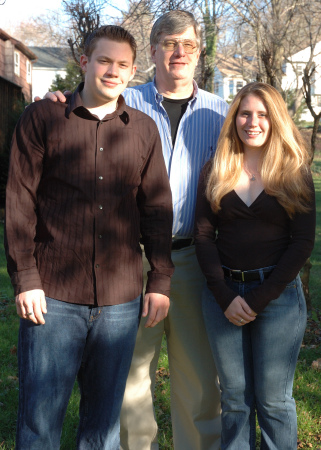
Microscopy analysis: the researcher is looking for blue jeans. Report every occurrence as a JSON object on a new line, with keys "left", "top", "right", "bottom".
{"left": 202, "top": 274, "right": 306, "bottom": 450}
{"left": 16, "top": 295, "right": 142, "bottom": 450}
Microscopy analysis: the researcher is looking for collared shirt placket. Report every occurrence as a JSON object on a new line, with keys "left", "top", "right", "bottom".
{"left": 94, "top": 119, "right": 107, "bottom": 298}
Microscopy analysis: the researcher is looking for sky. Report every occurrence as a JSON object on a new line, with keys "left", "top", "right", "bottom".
{"left": 0, "top": 0, "right": 123, "bottom": 31}
{"left": 0, "top": 0, "right": 63, "bottom": 29}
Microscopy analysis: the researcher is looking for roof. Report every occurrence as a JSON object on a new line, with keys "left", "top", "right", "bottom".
{"left": 0, "top": 28, "right": 37, "bottom": 61}
{"left": 29, "top": 47, "right": 72, "bottom": 70}
{"left": 215, "top": 54, "right": 258, "bottom": 78}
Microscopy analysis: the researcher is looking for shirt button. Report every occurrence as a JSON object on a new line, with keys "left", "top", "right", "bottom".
{"left": 99, "top": 147, "right": 103, "bottom": 152}
{"left": 96, "top": 264, "right": 100, "bottom": 268}
{"left": 98, "top": 235, "right": 103, "bottom": 239}
{"left": 99, "top": 205, "right": 103, "bottom": 210}
{"left": 98, "top": 176, "right": 103, "bottom": 180}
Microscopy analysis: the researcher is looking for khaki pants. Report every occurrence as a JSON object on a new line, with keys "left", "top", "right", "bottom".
{"left": 120, "top": 245, "right": 221, "bottom": 450}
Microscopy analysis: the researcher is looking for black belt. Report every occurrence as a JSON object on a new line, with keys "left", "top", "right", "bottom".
{"left": 171, "top": 238, "right": 194, "bottom": 251}
{"left": 223, "top": 267, "right": 273, "bottom": 282}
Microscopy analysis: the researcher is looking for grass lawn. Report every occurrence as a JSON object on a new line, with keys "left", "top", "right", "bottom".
{"left": 0, "top": 138, "right": 321, "bottom": 449}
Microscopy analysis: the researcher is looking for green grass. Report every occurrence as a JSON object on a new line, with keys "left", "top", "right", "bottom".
{"left": 0, "top": 224, "right": 18, "bottom": 449}
{"left": 0, "top": 168, "right": 321, "bottom": 449}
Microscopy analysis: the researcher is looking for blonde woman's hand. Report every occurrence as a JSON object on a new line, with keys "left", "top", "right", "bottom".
{"left": 224, "top": 296, "right": 257, "bottom": 326}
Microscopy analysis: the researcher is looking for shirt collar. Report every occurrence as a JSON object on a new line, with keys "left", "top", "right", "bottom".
{"left": 153, "top": 77, "right": 199, "bottom": 107}
{"left": 66, "top": 82, "right": 129, "bottom": 123}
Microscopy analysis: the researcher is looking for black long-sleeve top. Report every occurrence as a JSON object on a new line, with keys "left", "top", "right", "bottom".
{"left": 194, "top": 163, "right": 316, "bottom": 314}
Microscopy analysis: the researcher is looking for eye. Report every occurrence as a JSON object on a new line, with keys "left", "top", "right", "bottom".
{"left": 183, "top": 41, "right": 196, "bottom": 50}
{"left": 163, "top": 40, "right": 176, "bottom": 50}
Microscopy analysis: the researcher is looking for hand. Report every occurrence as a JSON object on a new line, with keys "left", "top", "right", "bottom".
{"left": 224, "top": 296, "right": 257, "bottom": 326}
{"left": 34, "top": 90, "right": 69, "bottom": 103}
{"left": 142, "top": 293, "right": 170, "bottom": 328}
{"left": 15, "top": 289, "right": 47, "bottom": 325}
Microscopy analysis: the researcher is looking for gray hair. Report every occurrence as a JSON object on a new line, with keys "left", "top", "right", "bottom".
{"left": 150, "top": 10, "right": 202, "bottom": 49}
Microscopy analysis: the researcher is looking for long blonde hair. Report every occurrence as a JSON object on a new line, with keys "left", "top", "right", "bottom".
{"left": 206, "top": 82, "right": 312, "bottom": 218}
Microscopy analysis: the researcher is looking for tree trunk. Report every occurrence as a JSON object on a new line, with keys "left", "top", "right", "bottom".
{"left": 310, "top": 117, "right": 321, "bottom": 162}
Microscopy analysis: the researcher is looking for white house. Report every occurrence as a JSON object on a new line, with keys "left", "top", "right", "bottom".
{"left": 29, "top": 47, "right": 72, "bottom": 100}
{"left": 214, "top": 54, "right": 257, "bottom": 102}
{"left": 282, "top": 41, "right": 321, "bottom": 121}
{"left": 214, "top": 43, "right": 321, "bottom": 121}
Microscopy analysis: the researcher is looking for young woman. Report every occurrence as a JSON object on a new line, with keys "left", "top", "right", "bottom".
{"left": 194, "top": 82, "right": 316, "bottom": 449}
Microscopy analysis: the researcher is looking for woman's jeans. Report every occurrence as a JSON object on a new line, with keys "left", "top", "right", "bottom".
{"left": 16, "top": 295, "right": 142, "bottom": 450}
{"left": 202, "top": 274, "right": 306, "bottom": 450}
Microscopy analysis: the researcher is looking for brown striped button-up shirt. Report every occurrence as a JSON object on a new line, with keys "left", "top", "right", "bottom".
{"left": 5, "top": 84, "right": 174, "bottom": 305}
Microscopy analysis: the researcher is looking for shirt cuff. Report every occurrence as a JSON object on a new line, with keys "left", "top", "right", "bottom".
{"left": 11, "top": 268, "right": 43, "bottom": 296}
{"left": 145, "top": 272, "right": 172, "bottom": 298}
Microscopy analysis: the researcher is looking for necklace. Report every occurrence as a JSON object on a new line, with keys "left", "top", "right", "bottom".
{"left": 243, "top": 164, "right": 258, "bottom": 182}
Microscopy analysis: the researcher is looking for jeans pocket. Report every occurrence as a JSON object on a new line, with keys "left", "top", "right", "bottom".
{"left": 285, "top": 275, "right": 301, "bottom": 290}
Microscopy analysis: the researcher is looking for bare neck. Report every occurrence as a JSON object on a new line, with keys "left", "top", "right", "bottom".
{"left": 243, "top": 148, "right": 264, "bottom": 171}
{"left": 155, "top": 78, "right": 194, "bottom": 99}
{"left": 80, "top": 90, "right": 118, "bottom": 120}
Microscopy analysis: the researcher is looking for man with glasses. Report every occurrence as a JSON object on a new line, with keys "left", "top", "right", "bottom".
{"left": 42, "top": 10, "right": 228, "bottom": 450}
{"left": 120, "top": 13, "right": 227, "bottom": 450}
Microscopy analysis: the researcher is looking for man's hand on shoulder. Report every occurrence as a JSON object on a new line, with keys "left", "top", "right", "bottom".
{"left": 142, "top": 293, "right": 170, "bottom": 328}
{"left": 34, "top": 90, "right": 71, "bottom": 103}
{"left": 15, "top": 289, "right": 47, "bottom": 325}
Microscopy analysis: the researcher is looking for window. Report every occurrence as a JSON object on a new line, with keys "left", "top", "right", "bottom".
{"left": 296, "top": 64, "right": 304, "bottom": 76}
{"left": 14, "top": 51, "right": 20, "bottom": 76}
{"left": 27, "top": 60, "right": 31, "bottom": 83}
{"left": 229, "top": 80, "right": 234, "bottom": 95}
{"left": 214, "top": 81, "right": 220, "bottom": 94}
{"left": 236, "top": 81, "right": 243, "bottom": 92}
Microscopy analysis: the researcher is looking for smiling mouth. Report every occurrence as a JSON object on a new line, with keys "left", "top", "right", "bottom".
{"left": 246, "top": 131, "right": 261, "bottom": 136}
{"left": 101, "top": 79, "right": 120, "bottom": 87}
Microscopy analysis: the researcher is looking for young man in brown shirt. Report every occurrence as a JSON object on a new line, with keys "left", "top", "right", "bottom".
{"left": 5, "top": 25, "right": 173, "bottom": 449}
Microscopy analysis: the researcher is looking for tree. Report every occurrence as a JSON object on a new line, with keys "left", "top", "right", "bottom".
{"left": 223, "top": 0, "right": 302, "bottom": 92}
{"left": 10, "top": 12, "right": 66, "bottom": 47}
{"left": 62, "top": 0, "right": 106, "bottom": 77}
{"left": 196, "top": 0, "right": 231, "bottom": 92}
{"left": 50, "top": 60, "right": 83, "bottom": 92}
{"left": 298, "top": 1, "right": 321, "bottom": 159}
{"left": 121, "top": 0, "right": 155, "bottom": 85}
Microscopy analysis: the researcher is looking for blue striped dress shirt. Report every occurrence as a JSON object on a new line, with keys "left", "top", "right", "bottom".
{"left": 123, "top": 79, "right": 228, "bottom": 237}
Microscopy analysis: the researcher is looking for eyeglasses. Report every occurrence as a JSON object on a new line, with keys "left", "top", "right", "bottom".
{"left": 159, "top": 39, "right": 198, "bottom": 54}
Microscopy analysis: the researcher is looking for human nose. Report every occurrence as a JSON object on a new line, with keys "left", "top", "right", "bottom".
{"left": 174, "top": 42, "right": 186, "bottom": 56}
{"left": 106, "top": 63, "right": 118, "bottom": 77}
{"left": 248, "top": 114, "right": 259, "bottom": 127}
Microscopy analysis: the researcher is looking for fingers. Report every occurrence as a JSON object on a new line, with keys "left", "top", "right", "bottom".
{"left": 142, "top": 295, "right": 150, "bottom": 319}
{"left": 15, "top": 289, "right": 46, "bottom": 325}
{"left": 143, "top": 293, "right": 170, "bottom": 328}
{"left": 34, "top": 96, "right": 42, "bottom": 102}
{"left": 42, "top": 91, "right": 67, "bottom": 102}
{"left": 224, "top": 296, "right": 257, "bottom": 327}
